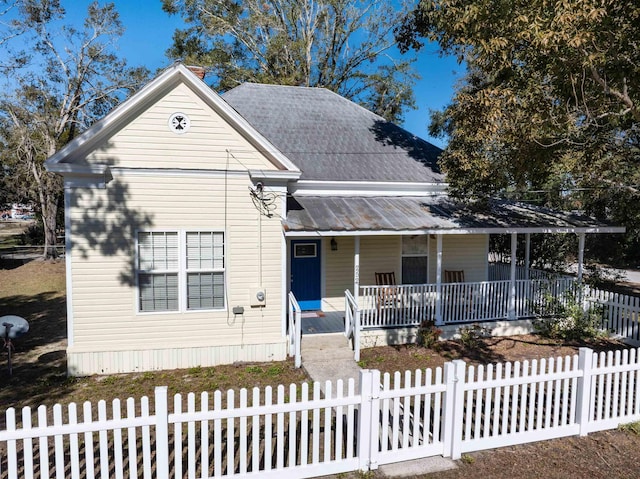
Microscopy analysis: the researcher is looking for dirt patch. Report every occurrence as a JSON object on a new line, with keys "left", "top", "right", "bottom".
{"left": 359, "top": 333, "right": 632, "bottom": 377}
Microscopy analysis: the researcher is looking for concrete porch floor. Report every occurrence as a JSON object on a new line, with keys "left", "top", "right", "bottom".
{"left": 301, "top": 310, "right": 344, "bottom": 334}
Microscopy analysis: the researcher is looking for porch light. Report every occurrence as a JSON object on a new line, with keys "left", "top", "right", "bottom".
{"left": 331, "top": 237, "right": 338, "bottom": 251}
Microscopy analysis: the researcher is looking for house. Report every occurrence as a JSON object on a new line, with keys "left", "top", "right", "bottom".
{"left": 46, "top": 64, "right": 624, "bottom": 376}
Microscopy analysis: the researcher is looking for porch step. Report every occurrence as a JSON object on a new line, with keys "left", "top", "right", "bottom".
{"left": 300, "top": 334, "right": 361, "bottom": 393}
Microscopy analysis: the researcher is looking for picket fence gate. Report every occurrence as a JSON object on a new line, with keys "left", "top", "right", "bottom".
{"left": 2, "top": 346, "right": 640, "bottom": 478}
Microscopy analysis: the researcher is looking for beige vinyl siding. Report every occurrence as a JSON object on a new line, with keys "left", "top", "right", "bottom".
{"left": 359, "top": 236, "right": 402, "bottom": 285}
{"left": 429, "top": 234, "right": 489, "bottom": 282}
{"left": 323, "top": 237, "right": 354, "bottom": 312}
{"left": 68, "top": 173, "right": 283, "bottom": 355}
{"left": 84, "top": 83, "right": 278, "bottom": 171}
{"left": 322, "top": 236, "right": 401, "bottom": 311}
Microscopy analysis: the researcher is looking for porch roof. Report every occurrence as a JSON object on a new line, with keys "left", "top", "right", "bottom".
{"left": 283, "top": 195, "right": 625, "bottom": 235}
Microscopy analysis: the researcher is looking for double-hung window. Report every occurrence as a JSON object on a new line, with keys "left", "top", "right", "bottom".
{"left": 401, "top": 235, "right": 429, "bottom": 284}
{"left": 137, "top": 231, "right": 225, "bottom": 312}
{"left": 186, "top": 232, "right": 225, "bottom": 310}
{"left": 138, "top": 232, "right": 179, "bottom": 312}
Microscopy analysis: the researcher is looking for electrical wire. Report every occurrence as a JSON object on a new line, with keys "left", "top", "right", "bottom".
{"left": 249, "top": 186, "right": 278, "bottom": 218}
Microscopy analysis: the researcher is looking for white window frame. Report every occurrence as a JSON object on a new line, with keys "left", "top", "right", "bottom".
{"left": 401, "top": 235, "right": 429, "bottom": 284}
{"left": 136, "top": 230, "right": 226, "bottom": 314}
{"left": 137, "top": 231, "right": 180, "bottom": 313}
{"left": 184, "top": 231, "right": 225, "bottom": 311}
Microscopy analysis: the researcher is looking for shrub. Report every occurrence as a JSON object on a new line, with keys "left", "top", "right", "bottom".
{"left": 417, "top": 320, "right": 442, "bottom": 348}
{"left": 534, "top": 287, "right": 605, "bottom": 341}
{"left": 20, "top": 222, "right": 44, "bottom": 245}
{"left": 458, "top": 323, "right": 490, "bottom": 348}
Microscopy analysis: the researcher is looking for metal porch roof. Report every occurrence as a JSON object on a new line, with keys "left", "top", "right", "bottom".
{"left": 283, "top": 196, "right": 625, "bottom": 235}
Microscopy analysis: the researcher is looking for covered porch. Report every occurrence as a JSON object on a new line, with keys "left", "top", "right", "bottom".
{"left": 285, "top": 196, "right": 624, "bottom": 342}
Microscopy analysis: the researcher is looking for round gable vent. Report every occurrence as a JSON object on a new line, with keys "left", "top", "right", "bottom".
{"left": 168, "top": 112, "right": 191, "bottom": 134}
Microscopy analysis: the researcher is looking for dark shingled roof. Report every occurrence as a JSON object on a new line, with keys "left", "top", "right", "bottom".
{"left": 284, "top": 196, "right": 624, "bottom": 233}
{"left": 222, "top": 83, "right": 444, "bottom": 182}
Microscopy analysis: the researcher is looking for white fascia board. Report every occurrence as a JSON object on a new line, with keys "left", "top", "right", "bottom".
{"left": 249, "top": 169, "right": 301, "bottom": 181}
{"left": 290, "top": 180, "right": 448, "bottom": 196}
{"left": 284, "top": 226, "right": 626, "bottom": 236}
{"left": 47, "top": 163, "right": 109, "bottom": 175}
{"left": 52, "top": 164, "right": 112, "bottom": 188}
{"left": 45, "top": 64, "right": 300, "bottom": 175}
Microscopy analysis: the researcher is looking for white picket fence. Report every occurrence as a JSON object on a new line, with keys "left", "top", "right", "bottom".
{"left": 587, "top": 286, "right": 640, "bottom": 343}
{"left": 3, "top": 347, "right": 640, "bottom": 478}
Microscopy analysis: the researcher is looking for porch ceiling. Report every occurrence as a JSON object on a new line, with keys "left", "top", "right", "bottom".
{"left": 283, "top": 195, "right": 625, "bottom": 235}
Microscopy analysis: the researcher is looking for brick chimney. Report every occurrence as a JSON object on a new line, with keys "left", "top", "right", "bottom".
{"left": 186, "top": 65, "right": 206, "bottom": 80}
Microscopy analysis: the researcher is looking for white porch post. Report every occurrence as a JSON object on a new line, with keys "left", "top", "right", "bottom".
{"left": 508, "top": 233, "right": 517, "bottom": 320}
{"left": 577, "top": 233, "right": 585, "bottom": 283}
{"left": 354, "top": 236, "right": 360, "bottom": 301}
{"left": 524, "top": 233, "right": 531, "bottom": 280}
{"left": 435, "top": 234, "right": 443, "bottom": 326}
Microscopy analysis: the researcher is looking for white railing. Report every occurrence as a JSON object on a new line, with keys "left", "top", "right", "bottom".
{"left": 345, "top": 290, "right": 361, "bottom": 361}
{"left": 3, "top": 347, "right": 640, "bottom": 476}
{"left": 358, "top": 278, "right": 578, "bottom": 328}
{"left": 488, "top": 262, "right": 571, "bottom": 281}
{"left": 359, "top": 283, "right": 437, "bottom": 328}
{"left": 287, "top": 292, "right": 302, "bottom": 368}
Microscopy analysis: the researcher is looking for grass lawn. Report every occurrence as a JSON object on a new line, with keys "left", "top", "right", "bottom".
{"left": 0, "top": 260, "right": 307, "bottom": 411}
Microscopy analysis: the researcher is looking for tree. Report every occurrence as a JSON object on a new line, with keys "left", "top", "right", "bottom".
{"left": 0, "top": 0, "right": 63, "bottom": 71}
{"left": 162, "top": 0, "right": 418, "bottom": 122}
{"left": 397, "top": 0, "right": 640, "bottom": 263}
{"left": 0, "top": 1, "right": 148, "bottom": 258}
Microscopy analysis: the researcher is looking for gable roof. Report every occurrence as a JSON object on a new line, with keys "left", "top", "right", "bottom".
{"left": 222, "top": 83, "right": 444, "bottom": 183}
{"left": 46, "top": 64, "right": 300, "bottom": 176}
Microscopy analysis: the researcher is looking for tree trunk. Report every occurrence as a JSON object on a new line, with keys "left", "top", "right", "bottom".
{"left": 31, "top": 160, "right": 60, "bottom": 260}
{"left": 42, "top": 192, "right": 58, "bottom": 259}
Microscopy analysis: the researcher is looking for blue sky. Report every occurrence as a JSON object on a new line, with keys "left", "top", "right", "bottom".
{"left": 76, "top": 1, "right": 465, "bottom": 148}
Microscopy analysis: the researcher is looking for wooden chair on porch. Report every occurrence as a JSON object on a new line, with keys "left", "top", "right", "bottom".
{"left": 444, "top": 270, "right": 465, "bottom": 283}
{"left": 375, "top": 272, "right": 402, "bottom": 312}
{"left": 444, "top": 270, "right": 474, "bottom": 319}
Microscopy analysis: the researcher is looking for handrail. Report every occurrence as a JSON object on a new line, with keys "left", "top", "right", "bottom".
{"left": 288, "top": 292, "right": 302, "bottom": 368}
{"left": 357, "top": 277, "right": 578, "bottom": 327}
{"left": 345, "top": 290, "right": 361, "bottom": 362}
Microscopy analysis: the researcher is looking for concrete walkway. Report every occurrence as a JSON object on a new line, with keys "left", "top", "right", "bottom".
{"left": 301, "top": 334, "right": 361, "bottom": 393}
{"left": 300, "top": 333, "right": 457, "bottom": 477}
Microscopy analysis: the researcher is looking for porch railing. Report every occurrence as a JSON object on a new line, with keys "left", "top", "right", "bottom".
{"left": 358, "top": 278, "right": 577, "bottom": 328}
{"left": 344, "top": 290, "right": 361, "bottom": 361}
{"left": 287, "top": 292, "right": 302, "bottom": 368}
{"left": 488, "top": 262, "right": 573, "bottom": 281}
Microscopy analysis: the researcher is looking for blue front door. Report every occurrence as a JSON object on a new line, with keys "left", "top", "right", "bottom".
{"left": 290, "top": 240, "right": 321, "bottom": 310}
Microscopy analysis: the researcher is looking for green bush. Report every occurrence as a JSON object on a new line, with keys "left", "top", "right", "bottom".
{"left": 534, "top": 288, "right": 605, "bottom": 341}
{"left": 19, "top": 222, "right": 44, "bottom": 245}
{"left": 458, "top": 323, "right": 490, "bottom": 348}
{"left": 417, "top": 320, "right": 442, "bottom": 348}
